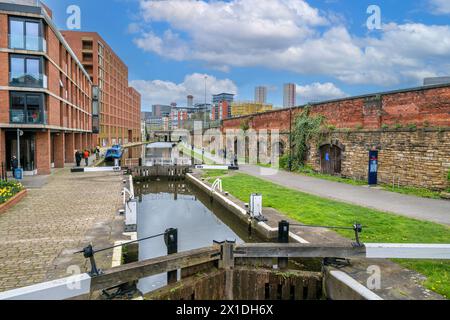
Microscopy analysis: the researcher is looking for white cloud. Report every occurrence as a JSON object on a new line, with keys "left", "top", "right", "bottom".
{"left": 133, "top": 0, "right": 450, "bottom": 87}
{"left": 130, "top": 73, "right": 238, "bottom": 108}
{"left": 296, "top": 82, "right": 347, "bottom": 103}
{"left": 429, "top": 0, "right": 450, "bottom": 15}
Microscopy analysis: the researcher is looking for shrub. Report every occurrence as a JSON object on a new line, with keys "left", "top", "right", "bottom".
{"left": 279, "top": 155, "right": 290, "bottom": 170}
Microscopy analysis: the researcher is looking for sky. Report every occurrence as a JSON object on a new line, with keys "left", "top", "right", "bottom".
{"left": 44, "top": 0, "right": 450, "bottom": 111}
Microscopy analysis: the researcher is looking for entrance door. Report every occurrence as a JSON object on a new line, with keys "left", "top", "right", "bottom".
{"left": 320, "top": 144, "right": 342, "bottom": 175}
{"left": 6, "top": 131, "right": 35, "bottom": 172}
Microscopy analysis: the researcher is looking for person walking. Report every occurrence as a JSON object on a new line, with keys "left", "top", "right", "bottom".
{"left": 83, "top": 149, "right": 90, "bottom": 166}
{"left": 11, "top": 155, "right": 19, "bottom": 172}
{"left": 95, "top": 146, "right": 101, "bottom": 160}
{"left": 75, "top": 150, "right": 82, "bottom": 167}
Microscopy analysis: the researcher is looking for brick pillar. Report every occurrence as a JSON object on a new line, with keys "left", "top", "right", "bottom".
{"left": 65, "top": 132, "right": 75, "bottom": 164}
{"left": 74, "top": 133, "right": 82, "bottom": 151}
{"left": 54, "top": 132, "right": 65, "bottom": 168}
{"left": 35, "top": 131, "right": 51, "bottom": 175}
{"left": 82, "top": 133, "right": 87, "bottom": 151}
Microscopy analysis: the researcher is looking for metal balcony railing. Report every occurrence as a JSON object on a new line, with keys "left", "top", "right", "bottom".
{"left": 10, "top": 109, "right": 45, "bottom": 125}
{"left": 8, "top": 34, "right": 47, "bottom": 53}
{"left": 9, "top": 72, "right": 48, "bottom": 89}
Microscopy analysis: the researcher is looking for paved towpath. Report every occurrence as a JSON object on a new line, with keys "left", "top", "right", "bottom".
{"left": 239, "top": 165, "right": 450, "bottom": 226}
{"left": 0, "top": 168, "right": 125, "bottom": 292}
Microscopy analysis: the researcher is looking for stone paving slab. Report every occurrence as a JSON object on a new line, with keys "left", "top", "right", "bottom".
{"left": 0, "top": 168, "right": 126, "bottom": 292}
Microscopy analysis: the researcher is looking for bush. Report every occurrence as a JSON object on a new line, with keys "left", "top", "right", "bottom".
{"left": 279, "top": 155, "right": 290, "bottom": 170}
{"left": 447, "top": 171, "right": 450, "bottom": 192}
{"left": 0, "top": 180, "right": 24, "bottom": 204}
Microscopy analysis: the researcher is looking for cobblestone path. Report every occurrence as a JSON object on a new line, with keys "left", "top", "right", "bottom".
{"left": 0, "top": 168, "right": 124, "bottom": 292}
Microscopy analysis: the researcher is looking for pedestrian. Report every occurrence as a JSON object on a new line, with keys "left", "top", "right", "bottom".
{"left": 11, "top": 155, "right": 18, "bottom": 172}
{"left": 95, "top": 146, "right": 101, "bottom": 160}
{"left": 83, "top": 149, "right": 90, "bottom": 166}
{"left": 75, "top": 150, "right": 82, "bottom": 167}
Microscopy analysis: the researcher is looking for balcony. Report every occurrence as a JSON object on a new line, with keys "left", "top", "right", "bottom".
{"left": 9, "top": 72, "right": 48, "bottom": 89}
{"left": 9, "top": 34, "right": 47, "bottom": 53}
{"left": 10, "top": 109, "right": 45, "bottom": 125}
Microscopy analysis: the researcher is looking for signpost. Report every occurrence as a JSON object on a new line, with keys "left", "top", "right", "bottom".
{"left": 368, "top": 149, "right": 378, "bottom": 186}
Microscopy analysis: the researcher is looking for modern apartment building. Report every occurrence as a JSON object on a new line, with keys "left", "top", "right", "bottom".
{"left": 212, "top": 93, "right": 234, "bottom": 121}
{"left": 254, "top": 86, "right": 267, "bottom": 104}
{"left": 283, "top": 83, "right": 296, "bottom": 108}
{"left": 231, "top": 101, "right": 273, "bottom": 118}
{"left": 61, "top": 31, "right": 141, "bottom": 147}
{"left": 0, "top": 0, "right": 95, "bottom": 175}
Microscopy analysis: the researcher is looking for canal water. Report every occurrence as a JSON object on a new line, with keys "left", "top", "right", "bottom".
{"left": 134, "top": 179, "right": 261, "bottom": 294}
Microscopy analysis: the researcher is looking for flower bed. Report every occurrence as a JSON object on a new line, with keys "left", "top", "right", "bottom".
{"left": 0, "top": 180, "right": 24, "bottom": 204}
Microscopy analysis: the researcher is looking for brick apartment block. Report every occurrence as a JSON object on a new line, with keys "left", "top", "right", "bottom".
{"left": 0, "top": 1, "right": 95, "bottom": 175}
{"left": 61, "top": 31, "right": 141, "bottom": 147}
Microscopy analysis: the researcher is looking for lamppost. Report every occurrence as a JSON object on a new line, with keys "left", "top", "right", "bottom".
{"left": 204, "top": 75, "right": 208, "bottom": 127}
{"left": 289, "top": 106, "right": 293, "bottom": 172}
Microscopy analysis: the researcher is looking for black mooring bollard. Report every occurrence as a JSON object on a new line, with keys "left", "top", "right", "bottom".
{"left": 278, "top": 220, "right": 289, "bottom": 269}
{"left": 164, "top": 228, "right": 178, "bottom": 284}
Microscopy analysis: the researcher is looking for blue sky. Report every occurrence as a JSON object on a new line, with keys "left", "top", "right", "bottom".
{"left": 44, "top": 0, "right": 450, "bottom": 111}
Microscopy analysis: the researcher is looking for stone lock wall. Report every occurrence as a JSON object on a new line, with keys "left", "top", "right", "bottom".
{"left": 307, "top": 129, "right": 450, "bottom": 190}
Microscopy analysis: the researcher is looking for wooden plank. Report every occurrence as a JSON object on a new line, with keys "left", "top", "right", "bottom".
{"left": 235, "top": 243, "right": 366, "bottom": 258}
{"left": 90, "top": 246, "right": 220, "bottom": 292}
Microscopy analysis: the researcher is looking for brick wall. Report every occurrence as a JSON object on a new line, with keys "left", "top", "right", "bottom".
{"left": 223, "top": 85, "right": 450, "bottom": 132}
{"left": 222, "top": 85, "right": 450, "bottom": 190}
{"left": 306, "top": 129, "right": 450, "bottom": 190}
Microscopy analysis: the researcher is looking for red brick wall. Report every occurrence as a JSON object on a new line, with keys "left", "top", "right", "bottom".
{"left": 223, "top": 85, "right": 450, "bottom": 132}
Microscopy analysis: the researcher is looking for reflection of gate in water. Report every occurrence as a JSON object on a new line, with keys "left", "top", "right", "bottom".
{"left": 320, "top": 144, "right": 342, "bottom": 175}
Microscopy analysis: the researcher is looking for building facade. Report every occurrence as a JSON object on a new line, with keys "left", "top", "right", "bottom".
{"left": 61, "top": 31, "right": 141, "bottom": 147}
{"left": 0, "top": 1, "right": 95, "bottom": 175}
{"left": 212, "top": 93, "right": 234, "bottom": 121}
{"left": 231, "top": 101, "right": 273, "bottom": 117}
{"left": 283, "top": 83, "right": 296, "bottom": 108}
{"left": 255, "top": 86, "right": 267, "bottom": 104}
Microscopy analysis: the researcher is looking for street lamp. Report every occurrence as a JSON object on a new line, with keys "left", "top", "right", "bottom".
{"left": 289, "top": 106, "right": 293, "bottom": 172}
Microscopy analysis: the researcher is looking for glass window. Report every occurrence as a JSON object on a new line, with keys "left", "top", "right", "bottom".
{"left": 10, "top": 93, "right": 25, "bottom": 123}
{"left": 10, "top": 55, "right": 43, "bottom": 87}
{"left": 10, "top": 92, "right": 43, "bottom": 124}
{"left": 26, "top": 95, "right": 41, "bottom": 124}
{"left": 10, "top": 19, "right": 24, "bottom": 48}
{"left": 25, "top": 21, "right": 39, "bottom": 51}
{"left": 9, "top": 18, "right": 42, "bottom": 51}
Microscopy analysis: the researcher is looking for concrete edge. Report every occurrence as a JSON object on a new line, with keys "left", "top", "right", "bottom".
{"left": 323, "top": 268, "right": 383, "bottom": 300}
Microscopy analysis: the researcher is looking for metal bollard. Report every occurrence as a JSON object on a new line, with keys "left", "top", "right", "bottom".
{"left": 278, "top": 220, "right": 289, "bottom": 269}
{"left": 164, "top": 228, "right": 178, "bottom": 284}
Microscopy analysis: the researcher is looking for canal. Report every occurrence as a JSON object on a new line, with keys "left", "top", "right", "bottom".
{"left": 134, "top": 177, "right": 261, "bottom": 294}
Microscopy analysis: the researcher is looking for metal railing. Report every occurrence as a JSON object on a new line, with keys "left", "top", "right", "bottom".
{"left": 9, "top": 72, "right": 48, "bottom": 89}
{"left": 9, "top": 34, "right": 47, "bottom": 53}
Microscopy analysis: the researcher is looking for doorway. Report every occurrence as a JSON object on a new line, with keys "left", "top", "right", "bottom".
{"left": 5, "top": 131, "right": 36, "bottom": 172}
{"left": 319, "top": 144, "right": 342, "bottom": 175}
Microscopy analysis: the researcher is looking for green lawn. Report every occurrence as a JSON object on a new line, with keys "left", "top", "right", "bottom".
{"left": 203, "top": 171, "right": 450, "bottom": 298}
{"left": 257, "top": 163, "right": 445, "bottom": 199}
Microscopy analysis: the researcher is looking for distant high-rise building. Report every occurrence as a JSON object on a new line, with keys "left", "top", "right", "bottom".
{"left": 187, "top": 95, "right": 194, "bottom": 108}
{"left": 152, "top": 104, "right": 172, "bottom": 117}
{"left": 283, "top": 83, "right": 296, "bottom": 108}
{"left": 212, "top": 93, "right": 235, "bottom": 120}
{"left": 255, "top": 86, "right": 267, "bottom": 104}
